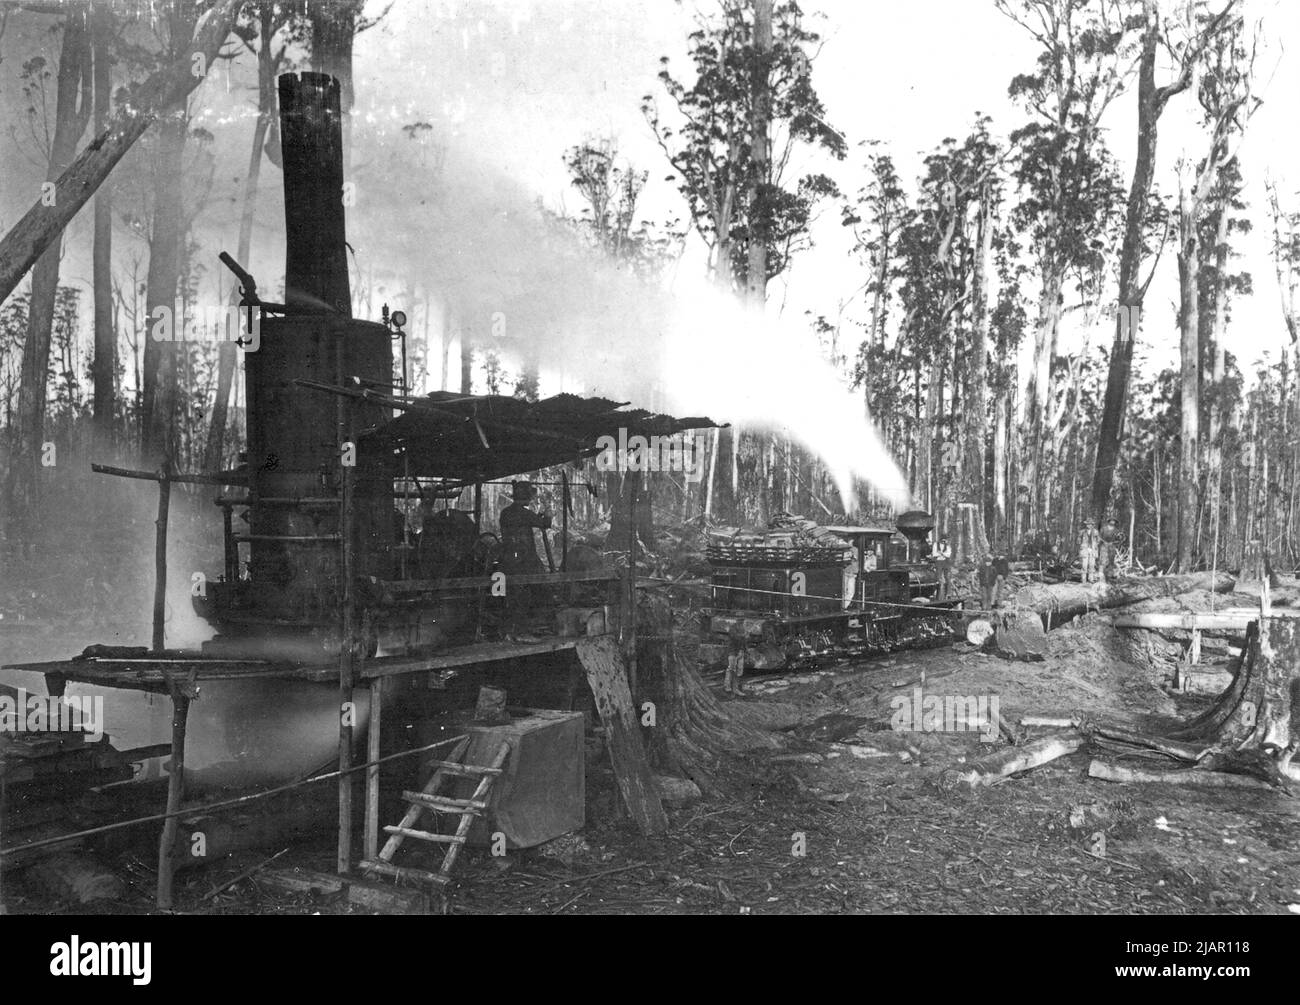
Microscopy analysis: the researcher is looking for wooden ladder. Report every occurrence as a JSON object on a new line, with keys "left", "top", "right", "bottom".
{"left": 361, "top": 736, "right": 511, "bottom": 888}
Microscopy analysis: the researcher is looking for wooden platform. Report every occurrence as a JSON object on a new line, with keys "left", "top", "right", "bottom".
{"left": 1111, "top": 608, "right": 1300, "bottom": 631}
{"left": 6, "top": 636, "right": 595, "bottom": 693}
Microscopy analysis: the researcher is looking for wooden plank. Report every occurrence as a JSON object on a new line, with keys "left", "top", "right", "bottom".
{"left": 257, "top": 867, "right": 433, "bottom": 913}
{"left": 575, "top": 636, "right": 667, "bottom": 836}
{"left": 364, "top": 677, "right": 382, "bottom": 862}
{"left": 401, "top": 791, "right": 487, "bottom": 813}
{"left": 1112, "top": 613, "right": 1256, "bottom": 630}
{"left": 356, "top": 639, "right": 580, "bottom": 680}
{"left": 153, "top": 468, "right": 171, "bottom": 653}
{"left": 414, "top": 760, "right": 501, "bottom": 776}
{"left": 155, "top": 683, "right": 189, "bottom": 910}
{"left": 359, "top": 859, "right": 450, "bottom": 886}
{"left": 12, "top": 637, "right": 593, "bottom": 691}
{"left": 375, "top": 570, "right": 617, "bottom": 595}
{"left": 382, "top": 826, "right": 466, "bottom": 843}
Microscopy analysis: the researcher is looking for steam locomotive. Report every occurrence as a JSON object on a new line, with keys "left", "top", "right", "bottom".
{"left": 697, "top": 509, "right": 962, "bottom": 672}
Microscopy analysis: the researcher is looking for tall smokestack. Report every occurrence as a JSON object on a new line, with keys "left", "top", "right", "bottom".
{"left": 278, "top": 71, "right": 351, "bottom": 315}
{"left": 234, "top": 71, "right": 392, "bottom": 636}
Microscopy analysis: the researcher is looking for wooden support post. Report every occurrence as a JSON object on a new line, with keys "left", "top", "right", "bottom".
{"left": 221, "top": 502, "right": 236, "bottom": 584}
{"left": 560, "top": 472, "right": 570, "bottom": 573}
{"left": 156, "top": 679, "right": 190, "bottom": 909}
{"left": 336, "top": 335, "right": 357, "bottom": 876}
{"left": 364, "top": 676, "right": 383, "bottom": 862}
{"left": 0, "top": 751, "right": 7, "bottom": 915}
{"left": 575, "top": 636, "right": 667, "bottom": 836}
{"left": 153, "top": 461, "right": 172, "bottom": 653}
{"left": 626, "top": 472, "right": 638, "bottom": 697}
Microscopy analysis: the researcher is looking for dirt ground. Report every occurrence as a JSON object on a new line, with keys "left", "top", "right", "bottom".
{"left": 5, "top": 587, "right": 1299, "bottom": 916}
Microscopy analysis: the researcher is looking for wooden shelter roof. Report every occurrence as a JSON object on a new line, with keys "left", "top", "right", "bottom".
{"left": 361, "top": 390, "right": 720, "bottom": 483}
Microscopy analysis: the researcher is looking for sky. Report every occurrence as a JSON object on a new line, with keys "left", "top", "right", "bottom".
{"left": 1, "top": 0, "right": 1297, "bottom": 404}
{"left": 346, "top": 0, "right": 1299, "bottom": 379}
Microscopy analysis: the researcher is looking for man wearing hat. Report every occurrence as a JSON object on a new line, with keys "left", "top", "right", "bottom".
{"left": 499, "top": 480, "right": 552, "bottom": 574}
{"left": 499, "top": 480, "right": 552, "bottom": 640}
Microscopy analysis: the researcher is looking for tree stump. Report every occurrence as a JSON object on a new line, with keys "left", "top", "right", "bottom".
{"left": 1239, "top": 538, "right": 1279, "bottom": 589}
{"left": 950, "top": 501, "right": 986, "bottom": 564}
{"left": 1158, "top": 605, "right": 1300, "bottom": 785}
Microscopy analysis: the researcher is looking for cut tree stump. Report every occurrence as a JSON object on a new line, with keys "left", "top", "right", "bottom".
{"left": 1091, "top": 598, "right": 1300, "bottom": 790}
{"left": 1239, "top": 539, "right": 1279, "bottom": 590}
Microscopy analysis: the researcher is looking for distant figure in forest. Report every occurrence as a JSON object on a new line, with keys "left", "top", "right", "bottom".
{"left": 979, "top": 552, "right": 999, "bottom": 610}
{"left": 993, "top": 548, "right": 1010, "bottom": 603}
{"left": 1097, "top": 518, "right": 1120, "bottom": 584}
{"left": 1079, "top": 520, "right": 1101, "bottom": 584}
{"left": 932, "top": 535, "right": 953, "bottom": 600}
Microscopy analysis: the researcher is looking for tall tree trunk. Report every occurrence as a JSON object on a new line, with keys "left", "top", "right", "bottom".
{"left": 745, "top": 0, "right": 772, "bottom": 307}
{"left": 140, "top": 112, "right": 188, "bottom": 464}
{"left": 994, "top": 375, "right": 1009, "bottom": 544}
{"left": 91, "top": 5, "right": 115, "bottom": 450}
{"left": 11, "top": 9, "right": 91, "bottom": 522}
{"left": 0, "top": 0, "right": 241, "bottom": 306}
{"left": 1093, "top": 2, "right": 1168, "bottom": 520}
{"left": 460, "top": 326, "right": 472, "bottom": 394}
{"left": 308, "top": 0, "right": 361, "bottom": 166}
{"left": 440, "top": 301, "right": 451, "bottom": 391}
{"left": 920, "top": 356, "right": 941, "bottom": 513}
{"left": 1176, "top": 180, "right": 1202, "bottom": 573}
{"left": 1092, "top": 0, "right": 1233, "bottom": 517}
{"left": 1024, "top": 265, "right": 1062, "bottom": 531}
{"left": 959, "top": 189, "right": 993, "bottom": 556}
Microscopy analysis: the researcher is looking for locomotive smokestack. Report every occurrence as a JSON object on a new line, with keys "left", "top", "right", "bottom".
{"left": 278, "top": 71, "right": 351, "bottom": 316}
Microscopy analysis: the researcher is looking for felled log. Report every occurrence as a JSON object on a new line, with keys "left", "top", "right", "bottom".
{"left": 994, "top": 611, "right": 1047, "bottom": 660}
{"left": 29, "top": 851, "right": 125, "bottom": 904}
{"left": 1086, "top": 759, "right": 1280, "bottom": 791}
{"left": 173, "top": 788, "right": 334, "bottom": 871}
{"left": 1013, "top": 572, "right": 1234, "bottom": 629}
{"left": 1086, "top": 723, "right": 1208, "bottom": 763}
{"left": 940, "top": 731, "right": 1082, "bottom": 789}
{"left": 965, "top": 617, "right": 994, "bottom": 647}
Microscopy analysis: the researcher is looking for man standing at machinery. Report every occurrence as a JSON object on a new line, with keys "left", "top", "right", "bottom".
{"left": 499, "top": 481, "right": 552, "bottom": 639}
{"left": 500, "top": 481, "right": 552, "bottom": 574}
